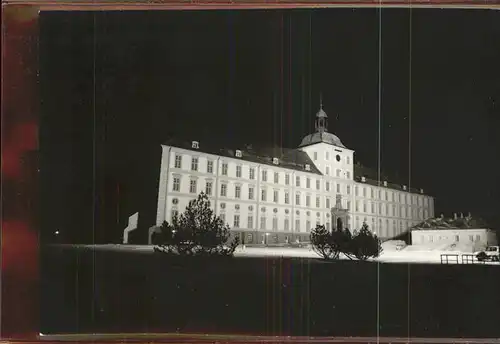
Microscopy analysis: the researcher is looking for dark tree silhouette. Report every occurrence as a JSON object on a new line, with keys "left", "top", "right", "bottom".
{"left": 155, "top": 192, "right": 239, "bottom": 257}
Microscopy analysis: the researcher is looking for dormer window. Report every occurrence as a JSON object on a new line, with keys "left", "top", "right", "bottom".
{"left": 420, "top": 188, "right": 424, "bottom": 194}
{"left": 383, "top": 181, "right": 388, "bottom": 187}
{"left": 361, "top": 176, "right": 366, "bottom": 182}
{"left": 273, "top": 157, "right": 279, "bottom": 165}
{"left": 403, "top": 185, "right": 407, "bottom": 191}
{"left": 235, "top": 150, "right": 242, "bottom": 158}
{"left": 192, "top": 141, "right": 199, "bottom": 149}
{"left": 305, "top": 164, "right": 310, "bottom": 171}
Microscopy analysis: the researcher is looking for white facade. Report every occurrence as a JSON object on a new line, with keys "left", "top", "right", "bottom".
{"left": 411, "top": 228, "right": 497, "bottom": 249}
{"left": 155, "top": 106, "right": 435, "bottom": 244}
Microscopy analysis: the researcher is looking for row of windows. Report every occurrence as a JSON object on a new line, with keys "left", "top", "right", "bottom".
{"left": 312, "top": 151, "right": 351, "bottom": 165}
{"left": 173, "top": 154, "right": 430, "bottom": 206}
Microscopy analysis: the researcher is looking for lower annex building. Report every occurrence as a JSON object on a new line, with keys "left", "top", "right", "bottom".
{"left": 153, "top": 104, "right": 435, "bottom": 245}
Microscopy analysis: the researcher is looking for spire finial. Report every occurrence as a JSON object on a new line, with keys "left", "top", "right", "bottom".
{"left": 320, "top": 93, "right": 323, "bottom": 109}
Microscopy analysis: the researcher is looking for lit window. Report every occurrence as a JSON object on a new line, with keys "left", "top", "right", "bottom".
{"left": 174, "top": 155, "right": 182, "bottom": 168}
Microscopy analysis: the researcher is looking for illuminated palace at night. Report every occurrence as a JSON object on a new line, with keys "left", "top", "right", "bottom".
{"left": 153, "top": 104, "right": 434, "bottom": 245}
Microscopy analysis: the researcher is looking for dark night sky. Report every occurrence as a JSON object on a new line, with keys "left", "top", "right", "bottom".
{"left": 39, "top": 9, "right": 500, "bottom": 243}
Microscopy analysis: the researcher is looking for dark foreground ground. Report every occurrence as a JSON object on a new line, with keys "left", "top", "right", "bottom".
{"left": 41, "top": 246, "right": 500, "bottom": 338}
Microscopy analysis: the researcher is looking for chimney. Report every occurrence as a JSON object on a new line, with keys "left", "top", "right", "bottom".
{"left": 453, "top": 213, "right": 457, "bottom": 220}
{"left": 460, "top": 212, "right": 464, "bottom": 219}
{"left": 468, "top": 212, "right": 472, "bottom": 218}
{"left": 440, "top": 213, "right": 444, "bottom": 219}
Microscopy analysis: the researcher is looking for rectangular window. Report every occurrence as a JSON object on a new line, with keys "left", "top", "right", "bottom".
{"left": 296, "top": 176, "right": 300, "bottom": 187}
{"left": 234, "top": 215, "right": 240, "bottom": 228}
{"left": 262, "top": 170, "right": 267, "bottom": 182}
{"left": 235, "top": 185, "right": 241, "bottom": 199}
{"left": 316, "top": 196, "right": 320, "bottom": 208}
{"left": 174, "top": 155, "right": 182, "bottom": 168}
{"left": 313, "top": 152, "right": 318, "bottom": 160}
{"left": 273, "top": 218, "right": 278, "bottom": 230}
{"left": 355, "top": 186, "right": 359, "bottom": 196}
{"left": 207, "top": 160, "right": 213, "bottom": 174}
{"left": 371, "top": 189, "right": 374, "bottom": 198}
{"left": 284, "top": 219, "right": 289, "bottom": 231}
{"left": 385, "top": 191, "right": 388, "bottom": 200}
{"left": 261, "top": 189, "right": 267, "bottom": 202}
{"left": 336, "top": 184, "right": 341, "bottom": 193}
{"left": 336, "top": 169, "right": 341, "bottom": 177}
{"left": 295, "top": 219, "right": 300, "bottom": 232}
{"left": 326, "top": 151, "right": 330, "bottom": 160}
{"left": 347, "top": 201, "right": 351, "bottom": 210}
{"left": 285, "top": 192, "right": 290, "bottom": 204}
{"left": 249, "top": 167, "right": 255, "bottom": 180}
{"left": 326, "top": 222, "right": 330, "bottom": 231}
{"left": 346, "top": 171, "right": 350, "bottom": 179}
{"left": 285, "top": 174, "right": 290, "bottom": 185}
{"left": 222, "top": 163, "right": 228, "bottom": 176}
{"left": 248, "top": 216, "right": 254, "bottom": 229}
{"left": 274, "top": 172, "right": 279, "bottom": 184}
{"left": 260, "top": 217, "right": 266, "bottom": 230}
{"left": 355, "top": 201, "right": 359, "bottom": 212}
{"left": 326, "top": 198, "right": 330, "bottom": 209}
{"left": 191, "top": 157, "right": 198, "bottom": 171}
{"left": 221, "top": 184, "right": 227, "bottom": 197}
{"left": 363, "top": 202, "right": 367, "bottom": 213}
{"left": 371, "top": 203, "right": 375, "bottom": 214}
{"left": 347, "top": 156, "right": 350, "bottom": 164}
{"left": 189, "top": 180, "right": 197, "bottom": 194}
{"left": 296, "top": 193, "right": 301, "bottom": 206}
{"left": 273, "top": 190, "right": 279, "bottom": 203}
{"left": 306, "top": 178, "right": 311, "bottom": 188}
{"left": 236, "top": 165, "right": 242, "bottom": 178}
{"left": 316, "top": 180, "right": 320, "bottom": 190}
{"left": 306, "top": 220, "right": 311, "bottom": 232}
{"left": 205, "top": 181, "right": 213, "bottom": 195}
{"left": 346, "top": 185, "right": 351, "bottom": 195}
{"left": 306, "top": 195, "right": 311, "bottom": 207}
{"left": 363, "top": 188, "right": 367, "bottom": 197}
{"left": 248, "top": 187, "right": 254, "bottom": 200}
{"left": 173, "top": 177, "right": 180, "bottom": 192}
{"left": 326, "top": 166, "right": 330, "bottom": 175}
{"left": 326, "top": 182, "right": 330, "bottom": 192}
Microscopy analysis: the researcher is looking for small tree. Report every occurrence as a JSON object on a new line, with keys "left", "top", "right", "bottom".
{"left": 311, "top": 225, "right": 337, "bottom": 260}
{"left": 350, "top": 222, "right": 383, "bottom": 260}
{"left": 156, "top": 193, "right": 239, "bottom": 257}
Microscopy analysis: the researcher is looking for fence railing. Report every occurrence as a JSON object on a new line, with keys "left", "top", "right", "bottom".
{"left": 440, "top": 253, "right": 486, "bottom": 265}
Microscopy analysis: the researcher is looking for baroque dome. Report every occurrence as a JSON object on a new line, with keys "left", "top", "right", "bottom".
{"left": 299, "top": 131, "right": 346, "bottom": 148}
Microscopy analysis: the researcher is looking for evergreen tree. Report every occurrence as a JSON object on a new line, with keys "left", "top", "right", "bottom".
{"left": 155, "top": 193, "right": 239, "bottom": 257}
{"left": 350, "top": 222, "right": 383, "bottom": 260}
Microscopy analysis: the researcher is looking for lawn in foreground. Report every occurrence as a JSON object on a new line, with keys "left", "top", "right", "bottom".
{"left": 41, "top": 246, "right": 500, "bottom": 338}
